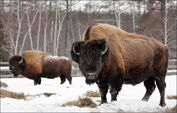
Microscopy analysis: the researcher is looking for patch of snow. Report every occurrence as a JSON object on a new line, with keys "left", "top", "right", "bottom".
{"left": 0, "top": 66, "right": 9, "bottom": 71}
{"left": 58, "top": 56, "right": 70, "bottom": 60}
{"left": 0, "top": 75, "right": 176, "bottom": 112}
{"left": 43, "top": 56, "right": 69, "bottom": 61}
{"left": 43, "top": 55, "right": 60, "bottom": 61}
{"left": 36, "top": 62, "right": 40, "bottom": 65}
{"left": 168, "top": 70, "right": 177, "bottom": 73}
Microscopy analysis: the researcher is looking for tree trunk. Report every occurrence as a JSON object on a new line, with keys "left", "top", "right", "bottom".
{"left": 65, "top": 0, "right": 69, "bottom": 56}
{"left": 160, "top": 0, "right": 166, "bottom": 45}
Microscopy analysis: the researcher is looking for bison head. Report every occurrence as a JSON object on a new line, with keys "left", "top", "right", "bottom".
{"left": 9, "top": 55, "right": 26, "bottom": 77}
{"left": 71, "top": 39, "right": 109, "bottom": 84}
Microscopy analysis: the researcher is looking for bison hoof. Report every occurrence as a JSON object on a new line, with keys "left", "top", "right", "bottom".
{"left": 69, "top": 81, "right": 72, "bottom": 84}
{"left": 159, "top": 102, "right": 166, "bottom": 107}
{"left": 34, "top": 82, "right": 37, "bottom": 85}
{"left": 111, "top": 99, "right": 117, "bottom": 102}
{"left": 99, "top": 100, "right": 107, "bottom": 105}
{"left": 142, "top": 98, "right": 149, "bottom": 102}
{"left": 38, "top": 82, "right": 41, "bottom": 85}
{"left": 60, "top": 81, "right": 65, "bottom": 84}
{"left": 99, "top": 102, "right": 107, "bottom": 105}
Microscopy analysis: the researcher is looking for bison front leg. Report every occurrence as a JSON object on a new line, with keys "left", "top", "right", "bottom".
{"left": 97, "top": 83, "right": 108, "bottom": 104}
{"left": 37, "top": 76, "right": 41, "bottom": 85}
{"left": 34, "top": 80, "right": 37, "bottom": 85}
{"left": 110, "top": 88, "right": 119, "bottom": 101}
{"left": 110, "top": 76, "right": 123, "bottom": 101}
{"left": 34, "top": 76, "right": 41, "bottom": 85}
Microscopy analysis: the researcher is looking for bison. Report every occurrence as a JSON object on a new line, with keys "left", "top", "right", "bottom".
{"left": 9, "top": 50, "right": 72, "bottom": 85}
{"left": 71, "top": 23, "right": 168, "bottom": 107}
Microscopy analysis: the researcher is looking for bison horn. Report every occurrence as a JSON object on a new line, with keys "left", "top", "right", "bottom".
{"left": 18, "top": 57, "right": 24, "bottom": 64}
{"left": 101, "top": 43, "right": 108, "bottom": 55}
{"left": 73, "top": 45, "right": 80, "bottom": 55}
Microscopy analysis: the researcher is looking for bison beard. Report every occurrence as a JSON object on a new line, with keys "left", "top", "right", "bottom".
{"left": 85, "top": 78, "right": 96, "bottom": 85}
{"left": 71, "top": 23, "right": 168, "bottom": 107}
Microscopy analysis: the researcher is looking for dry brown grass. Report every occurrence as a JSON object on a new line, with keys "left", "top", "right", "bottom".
{"left": 26, "top": 92, "right": 56, "bottom": 98}
{"left": 164, "top": 105, "right": 177, "bottom": 112}
{"left": 85, "top": 91, "right": 100, "bottom": 97}
{"left": 0, "top": 89, "right": 26, "bottom": 100}
{"left": 62, "top": 97, "right": 97, "bottom": 108}
{"left": 166, "top": 95, "right": 177, "bottom": 112}
{"left": 0, "top": 81, "right": 25, "bottom": 100}
{"left": 167, "top": 95, "right": 177, "bottom": 99}
{"left": 0, "top": 81, "right": 8, "bottom": 88}
{"left": 43, "top": 92, "right": 56, "bottom": 97}
{"left": 0, "top": 87, "right": 56, "bottom": 100}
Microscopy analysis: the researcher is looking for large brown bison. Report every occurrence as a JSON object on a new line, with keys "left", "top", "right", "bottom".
{"left": 71, "top": 23, "right": 168, "bottom": 107}
{"left": 9, "top": 50, "right": 72, "bottom": 85}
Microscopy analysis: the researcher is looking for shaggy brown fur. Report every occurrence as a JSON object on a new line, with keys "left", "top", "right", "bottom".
{"left": 22, "top": 50, "right": 51, "bottom": 78}
{"left": 9, "top": 50, "right": 72, "bottom": 85}
{"left": 83, "top": 24, "right": 168, "bottom": 81}
{"left": 71, "top": 23, "right": 168, "bottom": 107}
{"left": 41, "top": 56, "right": 72, "bottom": 84}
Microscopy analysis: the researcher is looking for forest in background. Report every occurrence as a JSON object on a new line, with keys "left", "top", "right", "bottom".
{"left": 0, "top": 0, "right": 176, "bottom": 61}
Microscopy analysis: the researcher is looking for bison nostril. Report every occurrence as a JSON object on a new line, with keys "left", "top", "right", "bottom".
{"left": 87, "top": 72, "right": 97, "bottom": 76}
{"left": 86, "top": 72, "right": 97, "bottom": 80}
{"left": 87, "top": 75, "right": 95, "bottom": 80}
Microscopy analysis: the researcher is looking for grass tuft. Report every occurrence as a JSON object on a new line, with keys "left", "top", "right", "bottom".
{"left": 0, "top": 87, "right": 55, "bottom": 100}
{"left": 43, "top": 92, "right": 56, "bottom": 97}
{"left": 0, "top": 81, "right": 8, "bottom": 88}
{"left": 0, "top": 89, "right": 26, "bottom": 100}
{"left": 167, "top": 95, "right": 177, "bottom": 99}
{"left": 62, "top": 97, "right": 97, "bottom": 108}
{"left": 0, "top": 82, "right": 25, "bottom": 100}
{"left": 85, "top": 91, "right": 100, "bottom": 97}
{"left": 165, "top": 105, "right": 177, "bottom": 112}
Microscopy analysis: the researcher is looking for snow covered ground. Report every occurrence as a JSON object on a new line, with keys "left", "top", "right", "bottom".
{"left": 0, "top": 75, "right": 176, "bottom": 112}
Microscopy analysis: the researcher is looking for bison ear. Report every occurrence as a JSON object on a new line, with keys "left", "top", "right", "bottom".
{"left": 71, "top": 41, "right": 83, "bottom": 63}
{"left": 98, "top": 39, "right": 109, "bottom": 62}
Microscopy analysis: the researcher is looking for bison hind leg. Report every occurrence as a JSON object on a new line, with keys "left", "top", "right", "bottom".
{"left": 34, "top": 80, "right": 37, "bottom": 85}
{"left": 142, "top": 76, "right": 156, "bottom": 101}
{"left": 66, "top": 75, "right": 72, "bottom": 84}
{"left": 155, "top": 75, "right": 166, "bottom": 107}
{"left": 60, "top": 74, "right": 66, "bottom": 84}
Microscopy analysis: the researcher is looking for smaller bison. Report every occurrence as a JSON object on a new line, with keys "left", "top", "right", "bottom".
{"left": 9, "top": 50, "right": 72, "bottom": 85}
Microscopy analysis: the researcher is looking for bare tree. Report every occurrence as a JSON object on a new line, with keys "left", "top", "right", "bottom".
{"left": 129, "top": 0, "right": 137, "bottom": 33}
{"left": 26, "top": 8, "right": 39, "bottom": 50}
{"left": 43, "top": 5, "right": 48, "bottom": 52}
{"left": 20, "top": 7, "right": 39, "bottom": 55}
{"left": 113, "top": 0, "right": 122, "bottom": 28}
{"left": 37, "top": 4, "right": 42, "bottom": 50}
{"left": 64, "top": 0, "right": 69, "bottom": 56}
{"left": 14, "top": 1, "right": 22, "bottom": 55}
{"left": 160, "top": 0, "right": 176, "bottom": 47}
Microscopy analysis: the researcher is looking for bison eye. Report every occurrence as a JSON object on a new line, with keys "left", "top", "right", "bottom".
{"left": 9, "top": 65, "right": 15, "bottom": 71}
{"left": 80, "top": 58, "right": 85, "bottom": 64}
{"left": 91, "top": 46, "right": 95, "bottom": 50}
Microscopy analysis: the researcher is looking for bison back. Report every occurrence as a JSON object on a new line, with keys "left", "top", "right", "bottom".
{"left": 42, "top": 56, "right": 72, "bottom": 78}
{"left": 22, "top": 50, "right": 51, "bottom": 77}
